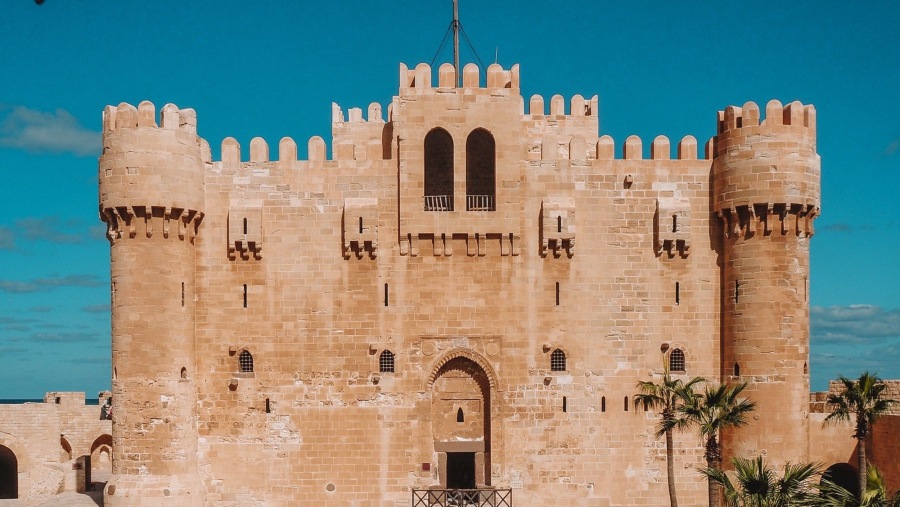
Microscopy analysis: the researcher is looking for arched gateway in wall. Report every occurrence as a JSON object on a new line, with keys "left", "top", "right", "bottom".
{"left": 0, "top": 445, "right": 17, "bottom": 499}
{"left": 427, "top": 350, "right": 498, "bottom": 490}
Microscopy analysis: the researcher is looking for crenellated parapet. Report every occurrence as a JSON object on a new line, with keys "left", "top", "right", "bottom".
{"left": 713, "top": 100, "right": 820, "bottom": 239}
{"left": 99, "top": 101, "right": 206, "bottom": 243}
{"left": 399, "top": 62, "right": 520, "bottom": 96}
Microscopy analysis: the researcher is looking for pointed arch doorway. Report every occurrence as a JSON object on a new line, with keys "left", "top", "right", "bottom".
{"left": 429, "top": 352, "right": 494, "bottom": 489}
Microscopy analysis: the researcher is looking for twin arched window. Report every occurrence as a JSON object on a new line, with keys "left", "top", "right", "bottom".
{"left": 424, "top": 128, "right": 495, "bottom": 211}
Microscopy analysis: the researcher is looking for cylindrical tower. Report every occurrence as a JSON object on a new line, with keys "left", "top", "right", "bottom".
{"left": 99, "top": 101, "right": 205, "bottom": 506}
{"left": 713, "top": 100, "right": 820, "bottom": 468}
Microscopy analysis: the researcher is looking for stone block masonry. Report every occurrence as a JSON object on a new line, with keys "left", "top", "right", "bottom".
{"left": 97, "top": 60, "right": 830, "bottom": 506}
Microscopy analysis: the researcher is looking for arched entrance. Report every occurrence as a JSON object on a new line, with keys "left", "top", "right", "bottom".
{"left": 822, "top": 462, "right": 858, "bottom": 498}
{"left": 430, "top": 353, "right": 493, "bottom": 489}
{"left": 0, "top": 445, "right": 17, "bottom": 499}
{"left": 90, "top": 434, "right": 113, "bottom": 485}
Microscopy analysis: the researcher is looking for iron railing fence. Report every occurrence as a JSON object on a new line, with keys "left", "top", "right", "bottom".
{"left": 466, "top": 195, "right": 495, "bottom": 211}
{"left": 424, "top": 195, "right": 453, "bottom": 211}
{"left": 411, "top": 488, "right": 512, "bottom": 507}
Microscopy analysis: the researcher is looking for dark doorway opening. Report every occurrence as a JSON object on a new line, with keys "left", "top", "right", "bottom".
{"left": 447, "top": 452, "right": 475, "bottom": 489}
{"left": 0, "top": 445, "right": 17, "bottom": 499}
{"left": 822, "top": 463, "right": 858, "bottom": 498}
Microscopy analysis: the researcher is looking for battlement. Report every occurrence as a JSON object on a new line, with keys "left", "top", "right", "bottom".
{"left": 591, "top": 134, "right": 712, "bottom": 161}
{"left": 525, "top": 93, "right": 598, "bottom": 117}
{"left": 399, "top": 62, "right": 520, "bottom": 94}
{"left": 715, "top": 100, "right": 816, "bottom": 156}
{"left": 102, "top": 101, "right": 197, "bottom": 136}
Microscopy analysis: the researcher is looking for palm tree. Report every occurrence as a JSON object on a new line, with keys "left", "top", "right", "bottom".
{"left": 634, "top": 369, "right": 705, "bottom": 507}
{"left": 824, "top": 372, "right": 897, "bottom": 501}
{"left": 814, "top": 466, "right": 900, "bottom": 507}
{"left": 681, "top": 382, "right": 757, "bottom": 507}
{"left": 701, "top": 455, "right": 819, "bottom": 507}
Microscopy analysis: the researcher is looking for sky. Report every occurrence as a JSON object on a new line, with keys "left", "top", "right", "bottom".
{"left": 0, "top": 1, "right": 898, "bottom": 398}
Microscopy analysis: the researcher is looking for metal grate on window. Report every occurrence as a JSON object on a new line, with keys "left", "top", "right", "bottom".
{"left": 379, "top": 350, "right": 395, "bottom": 373}
{"left": 239, "top": 350, "right": 254, "bottom": 373}
{"left": 669, "top": 348, "right": 685, "bottom": 372}
{"left": 550, "top": 349, "right": 566, "bottom": 372}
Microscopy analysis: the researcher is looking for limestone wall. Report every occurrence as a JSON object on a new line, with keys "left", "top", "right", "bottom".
{"left": 0, "top": 393, "right": 111, "bottom": 502}
{"left": 101, "top": 62, "right": 825, "bottom": 507}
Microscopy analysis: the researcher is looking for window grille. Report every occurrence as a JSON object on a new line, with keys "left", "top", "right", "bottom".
{"left": 379, "top": 350, "right": 395, "bottom": 373}
{"left": 669, "top": 348, "right": 686, "bottom": 372}
{"left": 239, "top": 350, "right": 254, "bottom": 373}
{"left": 550, "top": 349, "right": 566, "bottom": 372}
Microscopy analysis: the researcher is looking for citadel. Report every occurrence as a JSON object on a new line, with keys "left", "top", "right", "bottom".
{"left": 1, "top": 60, "right": 898, "bottom": 506}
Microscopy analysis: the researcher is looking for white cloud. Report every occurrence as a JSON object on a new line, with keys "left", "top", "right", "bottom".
{"left": 0, "top": 274, "right": 105, "bottom": 293}
{"left": 0, "top": 105, "right": 100, "bottom": 157}
{"left": 811, "top": 305, "right": 900, "bottom": 342}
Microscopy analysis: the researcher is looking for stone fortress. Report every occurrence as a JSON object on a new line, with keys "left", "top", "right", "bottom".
{"left": 82, "top": 59, "right": 896, "bottom": 507}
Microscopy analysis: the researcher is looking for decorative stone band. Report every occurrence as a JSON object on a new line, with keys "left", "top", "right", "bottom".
{"left": 716, "top": 202, "right": 819, "bottom": 240}
{"left": 100, "top": 206, "right": 204, "bottom": 243}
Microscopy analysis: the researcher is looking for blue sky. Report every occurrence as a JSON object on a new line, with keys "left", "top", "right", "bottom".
{"left": 0, "top": 1, "right": 898, "bottom": 398}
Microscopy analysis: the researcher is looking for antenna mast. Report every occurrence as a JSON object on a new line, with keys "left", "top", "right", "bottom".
{"left": 453, "top": 0, "right": 460, "bottom": 86}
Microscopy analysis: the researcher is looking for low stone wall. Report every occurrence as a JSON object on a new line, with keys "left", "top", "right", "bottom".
{"left": 0, "top": 392, "right": 112, "bottom": 503}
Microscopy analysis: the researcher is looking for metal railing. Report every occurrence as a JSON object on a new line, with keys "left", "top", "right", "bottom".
{"left": 466, "top": 195, "right": 495, "bottom": 211}
{"left": 412, "top": 488, "right": 512, "bottom": 507}
{"left": 425, "top": 195, "right": 453, "bottom": 211}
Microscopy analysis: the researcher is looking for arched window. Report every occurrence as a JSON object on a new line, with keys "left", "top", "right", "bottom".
{"left": 238, "top": 350, "right": 254, "bottom": 373}
{"left": 180, "top": 367, "right": 187, "bottom": 380}
{"left": 550, "top": 349, "right": 566, "bottom": 372}
{"left": 601, "top": 396, "right": 606, "bottom": 412}
{"left": 624, "top": 396, "right": 629, "bottom": 412}
{"left": 424, "top": 128, "right": 454, "bottom": 211}
{"left": 465, "top": 128, "right": 495, "bottom": 211}
{"left": 733, "top": 362, "right": 740, "bottom": 377}
{"left": 379, "top": 350, "right": 395, "bottom": 373}
{"left": 669, "top": 348, "right": 686, "bottom": 372}
{"left": 457, "top": 407, "right": 464, "bottom": 423}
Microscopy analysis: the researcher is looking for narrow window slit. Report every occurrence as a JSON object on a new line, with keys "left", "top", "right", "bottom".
{"left": 734, "top": 280, "right": 740, "bottom": 303}
{"left": 734, "top": 363, "right": 740, "bottom": 377}
{"left": 242, "top": 217, "right": 248, "bottom": 235}
{"left": 601, "top": 396, "right": 606, "bottom": 412}
{"left": 624, "top": 396, "right": 629, "bottom": 412}
{"left": 555, "top": 282, "right": 560, "bottom": 306}
{"left": 457, "top": 407, "right": 464, "bottom": 423}
{"left": 384, "top": 283, "right": 389, "bottom": 307}
{"left": 675, "top": 282, "right": 680, "bottom": 305}
{"left": 243, "top": 284, "right": 248, "bottom": 308}
{"left": 358, "top": 216, "right": 363, "bottom": 234}
{"left": 562, "top": 396, "right": 567, "bottom": 413}
{"left": 265, "top": 398, "right": 271, "bottom": 414}
{"left": 181, "top": 282, "right": 185, "bottom": 307}
{"left": 557, "top": 216, "right": 562, "bottom": 233}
